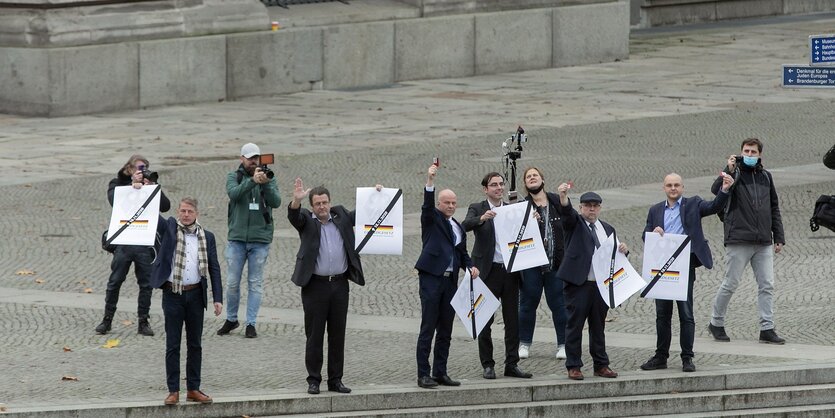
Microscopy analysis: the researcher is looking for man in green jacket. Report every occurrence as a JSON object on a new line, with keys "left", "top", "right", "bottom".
{"left": 217, "top": 143, "right": 281, "bottom": 338}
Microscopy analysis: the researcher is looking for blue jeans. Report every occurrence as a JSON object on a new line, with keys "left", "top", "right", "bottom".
{"left": 518, "top": 268, "right": 567, "bottom": 346}
{"left": 225, "top": 241, "right": 270, "bottom": 326}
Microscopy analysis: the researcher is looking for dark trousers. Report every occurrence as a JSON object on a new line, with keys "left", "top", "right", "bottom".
{"left": 564, "top": 280, "right": 609, "bottom": 370}
{"left": 105, "top": 245, "right": 154, "bottom": 318}
{"left": 416, "top": 271, "right": 457, "bottom": 379}
{"left": 519, "top": 268, "right": 567, "bottom": 346}
{"left": 654, "top": 266, "right": 696, "bottom": 360}
{"left": 478, "top": 263, "right": 521, "bottom": 368}
{"left": 162, "top": 287, "right": 204, "bottom": 392}
{"left": 301, "top": 275, "right": 349, "bottom": 385}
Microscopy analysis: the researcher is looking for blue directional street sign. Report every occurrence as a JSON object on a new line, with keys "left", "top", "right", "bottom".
{"left": 783, "top": 65, "right": 835, "bottom": 88}
{"left": 810, "top": 34, "right": 835, "bottom": 65}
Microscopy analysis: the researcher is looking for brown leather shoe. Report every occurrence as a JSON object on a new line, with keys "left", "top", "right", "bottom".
{"left": 594, "top": 366, "right": 618, "bottom": 378}
{"left": 186, "top": 390, "right": 213, "bottom": 404}
{"left": 567, "top": 368, "right": 584, "bottom": 380}
{"left": 164, "top": 392, "right": 179, "bottom": 405}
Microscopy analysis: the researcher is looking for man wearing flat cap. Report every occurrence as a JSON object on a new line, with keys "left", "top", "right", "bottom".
{"left": 556, "top": 186, "right": 628, "bottom": 381}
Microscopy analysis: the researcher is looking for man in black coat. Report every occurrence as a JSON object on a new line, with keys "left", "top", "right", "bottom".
{"left": 556, "top": 187, "right": 627, "bottom": 381}
{"left": 708, "top": 138, "right": 786, "bottom": 344}
{"left": 462, "top": 172, "right": 531, "bottom": 380}
{"left": 414, "top": 164, "right": 478, "bottom": 389}
{"left": 151, "top": 197, "right": 222, "bottom": 405}
{"left": 97, "top": 154, "right": 171, "bottom": 337}
{"left": 640, "top": 172, "right": 732, "bottom": 373}
{"left": 288, "top": 178, "right": 369, "bottom": 395}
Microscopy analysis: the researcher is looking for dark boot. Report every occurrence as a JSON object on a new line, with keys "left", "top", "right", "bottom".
{"left": 95, "top": 314, "right": 113, "bottom": 334}
{"left": 138, "top": 317, "right": 154, "bottom": 336}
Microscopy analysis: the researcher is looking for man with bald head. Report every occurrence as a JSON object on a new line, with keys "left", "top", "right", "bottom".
{"left": 640, "top": 171, "right": 733, "bottom": 373}
{"left": 415, "top": 164, "right": 479, "bottom": 389}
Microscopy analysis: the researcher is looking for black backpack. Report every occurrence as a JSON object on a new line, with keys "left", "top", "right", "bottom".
{"left": 810, "top": 195, "right": 835, "bottom": 233}
{"left": 824, "top": 144, "right": 835, "bottom": 170}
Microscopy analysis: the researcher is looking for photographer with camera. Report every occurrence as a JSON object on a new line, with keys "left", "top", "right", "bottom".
{"left": 707, "top": 138, "right": 786, "bottom": 345}
{"left": 97, "top": 154, "right": 171, "bottom": 336}
{"left": 217, "top": 143, "right": 281, "bottom": 338}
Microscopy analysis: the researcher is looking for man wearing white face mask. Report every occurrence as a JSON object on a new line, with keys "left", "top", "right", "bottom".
{"left": 707, "top": 138, "right": 786, "bottom": 345}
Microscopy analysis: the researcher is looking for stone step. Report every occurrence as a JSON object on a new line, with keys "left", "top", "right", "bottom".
{"left": 272, "top": 383, "right": 835, "bottom": 417}
{"left": 7, "top": 364, "right": 835, "bottom": 417}
{"left": 674, "top": 403, "right": 835, "bottom": 417}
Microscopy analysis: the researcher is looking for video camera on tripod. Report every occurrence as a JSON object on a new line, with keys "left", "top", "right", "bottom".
{"left": 502, "top": 126, "right": 527, "bottom": 201}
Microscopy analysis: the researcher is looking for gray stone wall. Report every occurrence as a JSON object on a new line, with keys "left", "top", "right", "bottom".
{"left": 636, "top": 0, "right": 835, "bottom": 27}
{"left": 0, "top": 1, "right": 631, "bottom": 116}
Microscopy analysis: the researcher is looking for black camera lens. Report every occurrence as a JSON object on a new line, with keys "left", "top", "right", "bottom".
{"left": 142, "top": 169, "right": 159, "bottom": 183}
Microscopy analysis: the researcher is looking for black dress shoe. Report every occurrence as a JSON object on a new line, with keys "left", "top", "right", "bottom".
{"left": 327, "top": 381, "right": 352, "bottom": 394}
{"left": 307, "top": 382, "right": 320, "bottom": 395}
{"left": 433, "top": 375, "right": 460, "bottom": 386}
{"left": 483, "top": 366, "right": 496, "bottom": 379}
{"left": 417, "top": 376, "right": 438, "bottom": 389}
{"left": 504, "top": 365, "right": 532, "bottom": 378}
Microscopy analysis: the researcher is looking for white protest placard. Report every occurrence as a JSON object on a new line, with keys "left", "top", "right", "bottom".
{"left": 451, "top": 269, "right": 500, "bottom": 339}
{"left": 491, "top": 201, "right": 549, "bottom": 272}
{"left": 592, "top": 234, "right": 646, "bottom": 308}
{"left": 641, "top": 232, "right": 691, "bottom": 301}
{"left": 354, "top": 187, "right": 403, "bottom": 255}
{"left": 107, "top": 185, "right": 161, "bottom": 246}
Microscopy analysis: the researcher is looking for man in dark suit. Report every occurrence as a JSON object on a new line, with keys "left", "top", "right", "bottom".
{"left": 556, "top": 188, "right": 627, "bottom": 381}
{"left": 462, "top": 172, "right": 531, "bottom": 380}
{"left": 640, "top": 172, "right": 733, "bottom": 373}
{"left": 415, "top": 164, "right": 479, "bottom": 389}
{"left": 288, "top": 178, "right": 369, "bottom": 395}
{"left": 151, "top": 197, "right": 222, "bottom": 405}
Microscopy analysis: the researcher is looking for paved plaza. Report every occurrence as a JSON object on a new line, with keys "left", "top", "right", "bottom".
{"left": 0, "top": 13, "right": 834, "bottom": 413}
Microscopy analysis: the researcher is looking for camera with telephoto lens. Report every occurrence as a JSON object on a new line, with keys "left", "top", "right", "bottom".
{"left": 258, "top": 153, "right": 275, "bottom": 179}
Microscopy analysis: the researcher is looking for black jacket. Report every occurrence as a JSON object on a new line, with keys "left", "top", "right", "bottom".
{"left": 525, "top": 192, "right": 566, "bottom": 271}
{"left": 711, "top": 162, "right": 784, "bottom": 246}
{"left": 462, "top": 200, "right": 501, "bottom": 279}
{"left": 287, "top": 204, "right": 364, "bottom": 288}
{"left": 107, "top": 169, "right": 171, "bottom": 212}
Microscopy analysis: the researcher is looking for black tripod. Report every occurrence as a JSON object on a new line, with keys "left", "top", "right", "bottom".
{"left": 503, "top": 126, "right": 526, "bottom": 202}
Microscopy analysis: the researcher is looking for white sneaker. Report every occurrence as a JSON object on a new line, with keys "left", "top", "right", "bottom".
{"left": 518, "top": 344, "right": 530, "bottom": 359}
{"left": 556, "top": 345, "right": 566, "bottom": 360}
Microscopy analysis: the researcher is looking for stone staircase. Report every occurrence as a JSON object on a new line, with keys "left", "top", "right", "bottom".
{"left": 8, "top": 364, "right": 835, "bottom": 417}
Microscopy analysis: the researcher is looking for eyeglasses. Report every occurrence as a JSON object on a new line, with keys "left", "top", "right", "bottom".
{"left": 487, "top": 182, "right": 505, "bottom": 187}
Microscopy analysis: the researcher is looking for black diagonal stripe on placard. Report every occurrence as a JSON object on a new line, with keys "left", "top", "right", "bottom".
{"left": 506, "top": 200, "right": 534, "bottom": 272}
{"left": 105, "top": 185, "right": 162, "bottom": 246}
{"left": 355, "top": 188, "right": 402, "bottom": 253}
{"left": 469, "top": 274, "right": 477, "bottom": 339}
{"left": 607, "top": 230, "right": 617, "bottom": 309}
{"left": 640, "top": 236, "right": 692, "bottom": 298}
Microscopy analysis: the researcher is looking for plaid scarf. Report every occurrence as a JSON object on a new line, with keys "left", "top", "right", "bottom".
{"left": 172, "top": 220, "right": 208, "bottom": 294}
